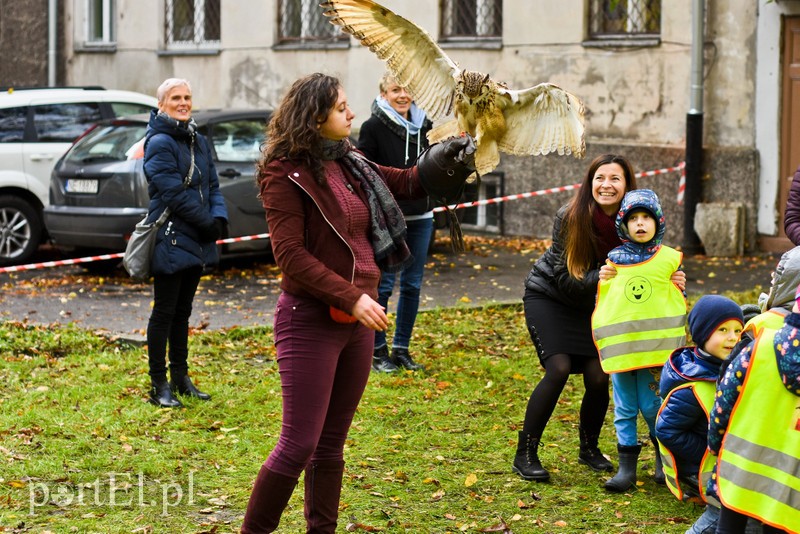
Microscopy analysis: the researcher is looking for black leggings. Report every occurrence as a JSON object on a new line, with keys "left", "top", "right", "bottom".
{"left": 522, "top": 352, "right": 610, "bottom": 438}
{"left": 147, "top": 266, "right": 203, "bottom": 381}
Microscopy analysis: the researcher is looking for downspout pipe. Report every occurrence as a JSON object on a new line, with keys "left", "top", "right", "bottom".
{"left": 48, "top": 0, "right": 57, "bottom": 86}
{"left": 683, "top": 0, "right": 705, "bottom": 254}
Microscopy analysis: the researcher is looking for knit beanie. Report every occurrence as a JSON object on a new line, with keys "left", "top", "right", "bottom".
{"left": 688, "top": 295, "right": 744, "bottom": 348}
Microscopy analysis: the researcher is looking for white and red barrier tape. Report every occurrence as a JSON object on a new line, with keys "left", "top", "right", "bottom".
{"left": 0, "top": 163, "right": 685, "bottom": 273}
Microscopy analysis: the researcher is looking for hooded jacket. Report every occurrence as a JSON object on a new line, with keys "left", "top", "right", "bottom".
{"left": 607, "top": 188, "right": 665, "bottom": 265}
{"left": 358, "top": 99, "right": 434, "bottom": 216}
{"left": 143, "top": 110, "right": 227, "bottom": 275}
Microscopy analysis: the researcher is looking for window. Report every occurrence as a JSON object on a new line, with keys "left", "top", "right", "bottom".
{"left": 440, "top": 0, "right": 502, "bottom": 42}
{"left": 166, "top": 0, "right": 221, "bottom": 48}
{"left": 461, "top": 173, "right": 503, "bottom": 234}
{"left": 32, "top": 103, "right": 103, "bottom": 142}
{"left": 0, "top": 107, "right": 28, "bottom": 143}
{"left": 278, "top": 0, "right": 346, "bottom": 44}
{"left": 588, "top": 0, "right": 661, "bottom": 41}
{"left": 109, "top": 102, "right": 156, "bottom": 117}
{"left": 209, "top": 119, "right": 265, "bottom": 163}
{"left": 87, "top": 0, "right": 114, "bottom": 44}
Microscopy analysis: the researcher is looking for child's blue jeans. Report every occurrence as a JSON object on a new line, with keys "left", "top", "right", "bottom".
{"left": 611, "top": 367, "right": 662, "bottom": 446}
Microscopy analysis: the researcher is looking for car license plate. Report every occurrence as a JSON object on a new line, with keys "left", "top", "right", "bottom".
{"left": 66, "top": 179, "right": 98, "bottom": 194}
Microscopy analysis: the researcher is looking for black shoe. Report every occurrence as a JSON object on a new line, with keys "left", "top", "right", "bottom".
{"left": 578, "top": 426, "right": 614, "bottom": 472}
{"left": 512, "top": 431, "right": 550, "bottom": 481}
{"left": 170, "top": 375, "right": 211, "bottom": 401}
{"left": 391, "top": 347, "right": 425, "bottom": 371}
{"left": 149, "top": 379, "right": 184, "bottom": 408}
{"left": 372, "top": 346, "right": 399, "bottom": 373}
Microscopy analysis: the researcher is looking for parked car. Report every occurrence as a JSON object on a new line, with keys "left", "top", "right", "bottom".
{"left": 0, "top": 86, "right": 159, "bottom": 265}
{"left": 43, "top": 110, "right": 272, "bottom": 265}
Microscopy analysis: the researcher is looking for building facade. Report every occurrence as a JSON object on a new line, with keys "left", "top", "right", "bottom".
{"left": 11, "top": 1, "right": 799, "bottom": 252}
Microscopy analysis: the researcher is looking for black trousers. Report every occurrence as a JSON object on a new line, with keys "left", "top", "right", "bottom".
{"left": 147, "top": 266, "right": 203, "bottom": 381}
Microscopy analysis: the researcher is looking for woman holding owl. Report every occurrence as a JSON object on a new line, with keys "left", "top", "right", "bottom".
{"left": 240, "top": 73, "right": 475, "bottom": 533}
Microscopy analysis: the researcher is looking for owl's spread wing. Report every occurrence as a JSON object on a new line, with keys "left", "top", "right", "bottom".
{"left": 496, "top": 83, "right": 585, "bottom": 158}
{"left": 321, "top": 0, "right": 460, "bottom": 121}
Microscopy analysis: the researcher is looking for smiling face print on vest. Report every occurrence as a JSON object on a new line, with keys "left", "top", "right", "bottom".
{"left": 624, "top": 275, "right": 653, "bottom": 303}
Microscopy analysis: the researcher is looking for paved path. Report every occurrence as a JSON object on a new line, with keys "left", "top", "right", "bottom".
{"left": 0, "top": 238, "right": 781, "bottom": 337}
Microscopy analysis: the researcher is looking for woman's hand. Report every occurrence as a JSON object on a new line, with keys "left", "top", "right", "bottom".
{"left": 671, "top": 270, "right": 687, "bottom": 292}
{"left": 351, "top": 294, "right": 389, "bottom": 331}
{"left": 599, "top": 262, "right": 617, "bottom": 281}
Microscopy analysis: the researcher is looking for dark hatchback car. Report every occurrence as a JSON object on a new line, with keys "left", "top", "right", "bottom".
{"left": 43, "top": 110, "right": 272, "bottom": 261}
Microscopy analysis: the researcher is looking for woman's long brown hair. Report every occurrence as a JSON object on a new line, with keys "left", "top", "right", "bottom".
{"left": 563, "top": 154, "right": 637, "bottom": 279}
{"left": 256, "top": 73, "right": 341, "bottom": 186}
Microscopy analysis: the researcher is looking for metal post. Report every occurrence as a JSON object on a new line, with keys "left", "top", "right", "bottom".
{"left": 683, "top": 0, "right": 705, "bottom": 254}
{"left": 48, "top": 0, "right": 58, "bottom": 86}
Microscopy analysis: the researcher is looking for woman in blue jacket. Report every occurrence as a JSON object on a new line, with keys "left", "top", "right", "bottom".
{"left": 143, "top": 78, "right": 228, "bottom": 408}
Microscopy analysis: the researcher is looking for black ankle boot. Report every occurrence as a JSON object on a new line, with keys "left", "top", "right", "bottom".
{"left": 170, "top": 374, "right": 211, "bottom": 400}
{"left": 604, "top": 443, "right": 641, "bottom": 492}
{"left": 391, "top": 347, "right": 425, "bottom": 371}
{"left": 149, "top": 379, "right": 183, "bottom": 408}
{"left": 372, "top": 346, "right": 399, "bottom": 373}
{"left": 512, "top": 431, "right": 550, "bottom": 481}
{"left": 578, "top": 426, "right": 613, "bottom": 472}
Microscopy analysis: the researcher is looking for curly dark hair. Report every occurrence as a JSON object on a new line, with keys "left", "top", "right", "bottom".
{"left": 256, "top": 73, "right": 341, "bottom": 186}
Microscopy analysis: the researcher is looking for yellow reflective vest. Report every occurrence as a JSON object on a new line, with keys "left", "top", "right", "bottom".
{"left": 717, "top": 328, "right": 800, "bottom": 532}
{"left": 592, "top": 246, "right": 686, "bottom": 374}
{"left": 657, "top": 381, "right": 719, "bottom": 506}
{"left": 742, "top": 309, "right": 788, "bottom": 340}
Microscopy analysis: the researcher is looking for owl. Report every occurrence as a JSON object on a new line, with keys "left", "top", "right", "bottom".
{"left": 321, "top": 0, "right": 586, "bottom": 176}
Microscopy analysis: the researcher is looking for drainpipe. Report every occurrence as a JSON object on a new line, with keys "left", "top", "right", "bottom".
{"left": 682, "top": 0, "right": 705, "bottom": 254}
{"left": 48, "top": 0, "right": 57, "bottom": 86}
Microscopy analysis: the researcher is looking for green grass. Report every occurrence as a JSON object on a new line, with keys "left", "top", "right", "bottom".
{"left": 0, "top": 295, "right": 756, "bottom": 533}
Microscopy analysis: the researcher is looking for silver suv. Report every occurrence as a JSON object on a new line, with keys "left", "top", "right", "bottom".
{"left": 0, "top": 87, "right": 157, "bottom": 265}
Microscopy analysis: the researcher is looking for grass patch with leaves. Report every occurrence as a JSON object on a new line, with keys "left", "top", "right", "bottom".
{"left": 0, "top": 295, "right": 755, "bottom": 533}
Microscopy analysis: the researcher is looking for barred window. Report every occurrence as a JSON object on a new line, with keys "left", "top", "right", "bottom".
{"left": 166, "top": 0, "right": 221, "bottom": 48}
{"left": 87, "top": 0, "right": 114, "bottom": 44}
{"left": 441, "top": 0, "right": 502, "bottom": 41}
{"left": 589, "top": 0, "right": 661, "bottom": 40}
{"left": 278, "top": 0, "right": 346, "bottom": 45}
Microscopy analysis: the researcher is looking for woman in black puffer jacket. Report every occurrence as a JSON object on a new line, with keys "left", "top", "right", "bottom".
{"left": 513, "top": 154, "right": 639, "bottom": 481}
{"left": 143, "top": 78, "right": 228, "bottom": 408}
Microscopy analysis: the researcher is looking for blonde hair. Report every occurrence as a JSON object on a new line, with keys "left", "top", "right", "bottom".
{"left": 378, "top": 71, "right": 400, "bottom": 94}
{"left": 156, "top": 78, "right": 192, "bottom": 103}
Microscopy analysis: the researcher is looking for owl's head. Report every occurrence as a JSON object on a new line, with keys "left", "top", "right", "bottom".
{"left": 457, "top": 71, "right": 491, "bottom": 100}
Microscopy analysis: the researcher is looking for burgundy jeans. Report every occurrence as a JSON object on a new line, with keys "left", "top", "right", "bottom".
{"left": 265, "top": 292, "right": 373, "bottom": 478}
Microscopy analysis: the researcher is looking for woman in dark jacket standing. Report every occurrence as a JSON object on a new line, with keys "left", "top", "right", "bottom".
{"left": 144, "top": 78, "right": 228, "bottom": 408}
{"left": 240, "top": 73, "right": 474, "bottom": 533}
{"left": 514, "top": 155, "right": 638, "bottom": 481}
{"left": 358, "top": 72, "right": 434, "bottom": 372}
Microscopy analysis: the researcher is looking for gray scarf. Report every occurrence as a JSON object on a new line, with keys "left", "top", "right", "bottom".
{"left": 317, "top": 138, "right": 412, "bottom": 273}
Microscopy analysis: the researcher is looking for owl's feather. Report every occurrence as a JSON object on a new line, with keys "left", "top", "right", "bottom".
{"left": 321, "top": 0, "right": 585, "bottom": 173}
{"left": 321, "top": 0, "right": 459, "bottom": 121}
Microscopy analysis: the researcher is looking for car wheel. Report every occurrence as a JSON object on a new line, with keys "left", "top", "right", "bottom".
{"left": 0, "top": 195, "right": 43, "bottom": 266}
